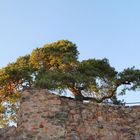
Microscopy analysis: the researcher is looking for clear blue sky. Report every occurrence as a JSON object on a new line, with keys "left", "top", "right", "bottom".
{"left": 0, "top": 0, "right": 140, "bottom": 103}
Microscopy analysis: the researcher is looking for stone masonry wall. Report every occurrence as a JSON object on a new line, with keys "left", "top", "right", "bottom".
{"left": 1, "top": 89, "right": 140, "bottom": 140}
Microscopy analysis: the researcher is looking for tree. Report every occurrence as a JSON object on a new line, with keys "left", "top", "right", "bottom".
{"left": 34, "top": 57, "right": 140, "bottom": 103}
{"left": 0, "top": 55, "right": 33, "bottom": 127}
{"left": 33, "top": 40, "right": 140, "bottom": 103}
{"left": 0, "top": 39, "right": 140, "bottom": 126}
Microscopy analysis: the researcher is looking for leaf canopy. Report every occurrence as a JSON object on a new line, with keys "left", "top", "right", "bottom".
{"left": 0, "top": 40, "right": 140, "bottom": 126}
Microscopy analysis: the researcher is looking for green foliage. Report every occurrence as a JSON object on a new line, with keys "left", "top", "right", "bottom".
{"left": 1, "top": 39, "right": 140, "bottom": 126}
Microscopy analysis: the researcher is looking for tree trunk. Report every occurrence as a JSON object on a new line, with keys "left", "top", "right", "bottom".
{"left": 69, "top": 86, "right": 117, "bottom": 103}
{"left": 69, "top": 87, "right": 84, "bottom": 101}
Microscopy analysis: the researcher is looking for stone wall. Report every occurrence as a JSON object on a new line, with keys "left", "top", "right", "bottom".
{"left": 1, "top": 89, "right": 140, "bottom": 140}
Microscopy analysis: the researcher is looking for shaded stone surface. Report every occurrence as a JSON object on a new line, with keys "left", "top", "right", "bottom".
{"left": 1, "top": 89, "right": 140, "bottom": 140}
{"left": 0, "top": 126, "right": 16, "bottom": 140}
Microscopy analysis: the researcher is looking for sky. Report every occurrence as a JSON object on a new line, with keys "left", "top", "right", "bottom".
{"left": 0, "top": 0, "right": 140, "bottom": 104}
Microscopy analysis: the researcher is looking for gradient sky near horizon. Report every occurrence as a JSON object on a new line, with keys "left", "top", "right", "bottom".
{"left": 0, "top": 0, "right": 140, "bottom": 104}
